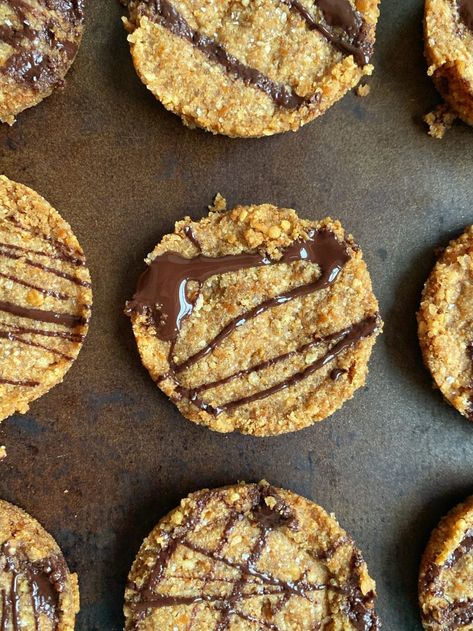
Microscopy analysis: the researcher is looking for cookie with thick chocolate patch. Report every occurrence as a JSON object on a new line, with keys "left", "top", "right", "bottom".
{"left": 123, "top": 0, "right": 380, "bottom": 137}
{"left": 0, "top": 175, "right": 92, "bottom": 423}
{"left": 425, "top": 0, "right": 473, "bottom": 128}
{"left": 419, "top": 496, "right": 473, "bottom": 630}
{"left": 126, "top": 198, "right": 382, "bottom": 436}
{"left": 0, "top": 0, "right": 84, "bottom": 125}
{"left": 124, "top": 481, "right": 380, "bottom": 630}
{"left": 0, "top": 499, "right": 80, "bottom": 630}
{"left": 418, "top": 226, "right": 473, "bottom": 421}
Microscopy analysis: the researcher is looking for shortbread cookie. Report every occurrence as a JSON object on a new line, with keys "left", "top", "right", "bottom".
{"left": 0, "top": 499, "right": 80, "bottom": 630}
{"left": 126, "top": 199, "right": 382, "bottom": 436}
{"left": 123, "top": 0, "right": 380, "bottom": 137}
{"left": 0, "top": 175, "right": 92, "bottom": 422}
{"left": 419, "top": 496, "right": 473, "bottom": 630}
{"left": 425, "top": 0, "right": 473, "bottom": 126}
{"left": 418, "top": 226, "right": 473, "bottom": 421}
{"left": 124, "top": 481, "right": 380, "bottom": 630}
{"left": 0, "top": 0, "right": 85, "bottom": 125}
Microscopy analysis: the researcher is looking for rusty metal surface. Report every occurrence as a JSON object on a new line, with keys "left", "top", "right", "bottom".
{"left": 0, "top": 1, "right": 472, "bottom": 629}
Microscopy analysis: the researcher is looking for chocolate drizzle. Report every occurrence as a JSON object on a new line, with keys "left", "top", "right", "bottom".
{"left": 128, "top": 229, "right": 350, "bottom": 343}
{"left": 0, "top": 300, "right": 85, "bottom": 328}
{"left": 0, "top": 244, "right": 91, "bottom": 287}
{"left": 174, "top": 316, "right": 378, "bottom": 416}
{"left": 0, "top": 212, "right": 90, "bottom": 389}
{"left": 283, "top": 0, "right": 372, "bottom": 66}
{"left": 141, "top": 0, "right": 317, "bottom": 109}
{"left": 132, "top": 0, "right": 371, "bottom": 111}
{"left": 127, "top": 227, "right": 380, "bottom": 415}
{"left": 330, "top": 367, "right": 347, "bottom": 381}
{"left": 0, "top": 544, "right": 67, "bottom": 630}
{"left": 0, "top": 0, "right": 83, "bottom": 90}
{"left": 129, "top": 484, "right": 379, "bottom": 630}
{"left": 458, "top": 0, "right": 473, "bottom": 31}
{"left": 421, "top": 529, "right": 473, "bottom": 626}
{"left": 0, "top": 377, "right": 39, "bottom": 387}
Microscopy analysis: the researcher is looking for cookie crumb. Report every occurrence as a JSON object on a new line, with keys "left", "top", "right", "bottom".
{"left": 424, "top": 104, "right": 457, "bottom": 139}
{"left": 209, "top": 193, "right": 227, "bottom": 213}
{"left": 0, "top": 445, "right": 6, "bottom": 460}
{"left": 356, "top": 83, "right": 370, "bottom": 97}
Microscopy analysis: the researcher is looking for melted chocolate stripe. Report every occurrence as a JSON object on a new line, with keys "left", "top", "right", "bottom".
{"left": 0, "top": 0, "right": 81, "bottom": 88}
{"left": 459, "top": 0, "right": 473, "bottom": 31}
{"left": 173, "top": 276, "right": 342, "bottom": 374}
{"left": 0, "top": 247, "right": 90, "bottom": 288}
{"left": 0, "top": 271, "right": 69, "bottom": 301}
{"left": 0, "top": 329, "right": 73, "bottom": 360}
{"left": 5, "top": 217, "right": 86, "bottom": 267}
{"left": 0, "top": 544, "right": 66, "bottom": 631}
{"left": 183, "top": 226, "right": 202, "bottom": 253}
{"left": 0, "top": 321, "right": 83, "bottom": 342}
{"left": 421, "top": 529, "right": 473, "bottom": 625}
{"left": 176, "top": 315, "right": 379, "bottom": 416}
{"left": 0, "top": 376, "right": 39, "bottom": 387}
{"left": 0, "top": 300, "right": 85, "bottom": 328}
{"left": 0, "top": 239, "right": 84, "bottom": 268}
{"left": 133, "top": 587, "right": 302, "bottom": 610}
{"left": 181, "top": 540, "right": 328, "bottom": 597}
{"left": 131, "top": 485, "right": 377, "bottom": 630}
{"left": 144, "top": 0, "right": 317, "bottom": 109}
{"left": 282, "top": 0, "right": 371, "bottom": 66}
{"left": 178, "top": 328, "right": 348, "bottom": 395}
{"left": 0, "top": 590, "right": 7, "bottom": 631}
{"left": 128, "top": 229, "right": 349, "bottom": 345}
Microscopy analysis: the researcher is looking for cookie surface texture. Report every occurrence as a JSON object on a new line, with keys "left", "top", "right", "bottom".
{"left": 425, "top": 0, "right": 473, "bottom": 125}
{"left": 0, "top": 175, "right": 92, "bottom": 423}
{"left": 126, "top": 200, "right": 382, "bottom": 436}
{"left": 419, "top": 495, "right": 473, "bottom": 630}
{"left": 418, "top": 226, "right": 473, "bottom": 421}
{"left": 124, "top": 0, "right": 380, "bottom": 137}
{"left": 124, "top": 481, "right": 380, "bottom": 630}
{"left": 0, "top": 499, "right": 80, "bottom": 630}
{"left": 0, "top": 0, "right": 84, "bottom": 124}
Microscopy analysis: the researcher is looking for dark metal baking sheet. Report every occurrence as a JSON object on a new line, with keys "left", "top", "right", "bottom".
{"left": 1, "top": 0, "right": 472, "bottom": 629}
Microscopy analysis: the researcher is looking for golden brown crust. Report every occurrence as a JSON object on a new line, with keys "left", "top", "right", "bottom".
{"left": 124, "top": 481, "right": 379, "bottom": 630}
{"left": 419, "top": 496, "right": 473, "bottom": 630}
{"left": 418, "top": 226, "right": 473, "bottom": 421}
{"left": 128, "top": 200, "right": 381, "bottom": 436}
{"left": 424, "top": 0, "right": 473, "bottom": 126}
{"left": 0, "top": 175, "right": 92, "bottom": 423}
{"left": 124, "top": 0, "right": 380, "bottom": 137}
{"left": 0, "top": 499, "right": 80, "bottom": 631}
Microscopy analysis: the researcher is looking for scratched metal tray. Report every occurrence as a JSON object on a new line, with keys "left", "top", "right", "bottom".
{"left": 0, "top": 1, "right": 472, "bottom": 629}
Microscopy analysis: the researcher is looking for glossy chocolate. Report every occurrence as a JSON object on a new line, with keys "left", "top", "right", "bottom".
{"left": 284, "top": 0, "right": 371, "bottom": 66}
{"left": 128, "top": 229, "right": 350, "bottom": 343}
{"left": 142, "top": 0, "right": 317, "bottom": 109}
{"left": 0, "top": 0, "right": 83, "bottom": 90}
{"left": 0, "top": 544, "right": 67, "bottom": 631}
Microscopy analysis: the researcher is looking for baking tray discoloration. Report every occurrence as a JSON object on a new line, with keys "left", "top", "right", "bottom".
{"left": 0, "top": 1, "right": 473, "bottom": 629}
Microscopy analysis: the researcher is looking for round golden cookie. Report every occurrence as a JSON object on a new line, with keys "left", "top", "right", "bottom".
{"left": 419, "top": 496, "right": 473, "bottom": 630}
{"left": 418, "top": 226, "right": 473, "bottom": 421}
{"left": 123, "top": 0, "right": 380, "bottom": 138}
{"left": 0, "top": 499, "right": 79, "bottom": 630}
{"left": 0, "top": 175, "right": 92, "bottom": 423}
{"left": 424, "top": 0, "right": 473, "bottom": 126}
{"left": 0, "top": 0, "right": 85, "bottom": 125}
{"left": 124, "top": 481, "right": 380, "bottom": 630}
{"left": 126, "top": 199, "right": 382, "bottom": 436}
